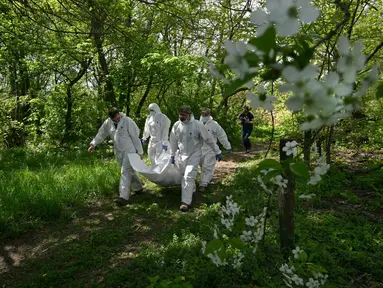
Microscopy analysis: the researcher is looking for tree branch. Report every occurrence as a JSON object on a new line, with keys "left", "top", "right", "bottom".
{"left": 219, "top": 86, "right": 250, "bottom": 107}
{"left": 365, "top": 41, "right": 383, "bottom": 65}
{"left": 312, "top": 0, "right": 351, "bottom": 50}
{"left": 347, "top": 0, "right": 361, "bottom": 40}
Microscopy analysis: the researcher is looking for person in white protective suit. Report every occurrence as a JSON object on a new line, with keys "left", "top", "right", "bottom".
{"left": 199, "top": 108, "right": 232, "bottom": 193}
{"left": 170, "top": 105, "right": 222, "bottom": 212}
{"left": 88, "top": 107, "right": 144, "bottom": 206}
{"left": 141, "top": 103, "right": 171, "bottom": 166}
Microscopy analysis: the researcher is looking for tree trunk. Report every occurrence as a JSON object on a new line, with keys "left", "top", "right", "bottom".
{"left": 63, "top": 85, "right": 73, "bottom": 145}
{"left": 303, "top": 130, "right": 312, "bottom": 165}
{"left": 209, "top": 80, "right": 216, "bottom": 109}
{"left": 90, "top": 9, "right": 116, "bottom": 106}
{"left": 326, "top": 125, "right": 335, "bottom": 163}
{"left": 62, "top": 60, "right": 91, "bottom": 144}
{"left": 279, "top": 138, "right": 296, "bottom": 259}
{"left": 135, "top": 76, "right": 154, "bottom": 117}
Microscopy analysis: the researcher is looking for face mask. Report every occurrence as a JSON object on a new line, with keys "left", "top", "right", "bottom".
{"left": 201, "top": 116, "right": 209, "bottom": 123}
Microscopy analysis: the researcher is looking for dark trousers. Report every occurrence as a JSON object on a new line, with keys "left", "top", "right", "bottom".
{"left": 242, "top": 128, "right": 252, "bottom": 151}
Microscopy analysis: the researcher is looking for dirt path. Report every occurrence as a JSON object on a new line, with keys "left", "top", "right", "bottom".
{"left": 0, "top": 150, "right": 262, "bottom": 287}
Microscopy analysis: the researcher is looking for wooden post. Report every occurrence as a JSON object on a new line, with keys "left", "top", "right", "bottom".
{"left": 279, "top": 138, "right": 296, "bottom": 258}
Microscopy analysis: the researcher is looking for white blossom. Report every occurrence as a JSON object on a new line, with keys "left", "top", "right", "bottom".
{"left": 221, "top": 217, "right": 233, "bottom": 230}
{"left": 279, "top": 65, "right": 320, "bottom": 112}
{"left": 313, "top": 272, "right": 328, "bottom": 285}
{"left": 299, "top": 193, "right": 316, "bottom": 199}
{"left": 208, "top": 64, "right": 225, "bottom": 80}
{"left": 273, "top": 174, "right": 288, "bottom": 189}
{"left": 207, "top": 251, "right": 223, "bottom": 267}
{"left": 240, "top": 230, "right": 253, "bottom": 242}
{"left": 280, "top": 263, "right": 296, "bottom": 275}
{"left": 306, "top": 277, "right": 320, "bottom": 288}
{"left": 355, "top": 64, "right": 380, "bottom": 97}
{"left": 261, "top": 168, "right": 275, "bottom": 175}
{"left": 201, "top": 241, "right": 207, "bottom": 253}
{"left": 300, "top": 112, "right": 348, "bottom": 131}
{"left": 282, "top": 140, "right": 298, "bottom": 156}
{"left": 292, "top": 246, "right": 301, "bottom": 259}
{"left": 322, "top": 71, "right": 352, "bottom": 97}
{"left": 232, "top": 252, "right": 244, "bottom": 269}
{"left": 337, "top": 36, "right": 366, "bottom": 84}
{"left": 253, "top": 227, "right": 264, "bottom": 242}
{"left": 308, "top": 173, "right": 322, "bottom": 185}
{"left": 245, "top": 216, "right": 258, "bottom": 227}
{"left": 223, "top": 40, "right": 257, "bottom": 80}
{"left": 308, "top": 159, "right": 330, "bottom": 185}
{"left": 220, "top": 196, "right": 241, "bottom": 231}
{"left": 250, "top": 0, "right": 319, "bottom": 37}
{"left": 314, "top": 163, "right": 330, "bottom": 175}
{"left": 246, "top": 85, "right": 278, "bottom": 111}
{"left": 291, "top": 274, "right": 304, "bottom": 286}
{"left": 257, "top": 175, "right": 272, "bottom": 194}
{"left": 213, "top": 227, "right": 218, "bottom": 239}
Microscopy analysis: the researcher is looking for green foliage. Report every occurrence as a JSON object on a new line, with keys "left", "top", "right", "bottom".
{"left": 376, "top": 81, "right": 383, "bottom": 99}
{"left": 0, "top": 150, "right": 382, "bottom": 287}
{"left": 147, "top": 276, "right": 193, "bottom": 288}
{"left": 290, "top": 162, "right": 310, "bottom": 181}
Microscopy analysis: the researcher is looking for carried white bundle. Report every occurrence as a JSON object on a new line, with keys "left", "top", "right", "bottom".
{"left": 128, "top": 142, "right": 182, "bottom": 186}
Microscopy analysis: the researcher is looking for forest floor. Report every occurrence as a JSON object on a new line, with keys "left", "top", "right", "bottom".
{"left": 0, "top": 145, "right": 382, "bottom": 288}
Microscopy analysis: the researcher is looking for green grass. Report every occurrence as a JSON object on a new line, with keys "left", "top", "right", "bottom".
{"left": 0, "top": 148, "right": 382, "bottom": 288}
{"left": 0, "top": 147, "right": 120, "bottom": 239}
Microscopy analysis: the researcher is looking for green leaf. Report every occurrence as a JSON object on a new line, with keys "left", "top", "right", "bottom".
{"left": 258, "top": 159, "right": 282, "bottom": 171}
{"left": 289, "top": 162, "right": 310, "bottom": 180}
{"left": 306, "top": 263, "right": 328, "bottom": 274}
{"left": 376, "top": 81, "right": 383, "bottom": 99}
{"left": 249, "top": 26, "right": 276, "bottom": 54}
{"left": 299, "top": 250, "right": 308, "bottom": 263}
{"left": 205, "top": 239, "right": 223, "bottom": 254}
{"left": 217, "top": 245, "right": 227, "bottom": 262}
{"left": 294, "top": 37, "right": 314, "bottom": 69}
{"left": 245, "top": 52, "right": 260, "bottom": 67}
{"left": 229, "top": 237, "right": 246, "bottom": 250}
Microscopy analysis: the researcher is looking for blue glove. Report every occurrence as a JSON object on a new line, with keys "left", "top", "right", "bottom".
{"left": 162, "top": 145, "right": 168, "bottom": 151}
{"left": 216, "top": 153, "right": 223, "bottom": 161}
{"left": 171, "top": 156, "right": 175, "bottom": 164}
{"left": 227, "top": 149, "right": 232, "bottom": 153}
{"left": 142, "top": 139, "right": 146, "bottom": 145}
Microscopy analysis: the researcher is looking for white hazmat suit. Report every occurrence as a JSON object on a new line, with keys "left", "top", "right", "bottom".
{"left": 199, "top": 116, "right": 231, "bottom": 188}
{"left": 142, "top": 103, "right": 171, "bottom": 166}
{"left": 170, "top": 115, "right": 219, "bottom": 206}
{"left": 90, "top": 113, "right": 143, "bottom": 200}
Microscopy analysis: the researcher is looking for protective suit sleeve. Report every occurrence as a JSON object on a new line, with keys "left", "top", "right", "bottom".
{"left": 142, "top": 116, "right": 150, "bottom": 140}
{"left": 90, "top": 119, "right": 109, "bottom": 147}
{"left": 198, "top": 122, "right": 220, "bottom": 154}
{"left": 129, "top": 119, "right": 144, "bottom": 155}
{"left": 215, "top": 123, "right": 231, "bottom": 150}
{"left": 169, "top": 124, "right": 178, "bottom": 157}
{"left": 161, "top": 115, "right": 171, "bottom": 142}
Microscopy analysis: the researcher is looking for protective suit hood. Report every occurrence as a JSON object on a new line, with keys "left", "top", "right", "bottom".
{"left": 148, "top": 103, "right": 161, "bottom": 114}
